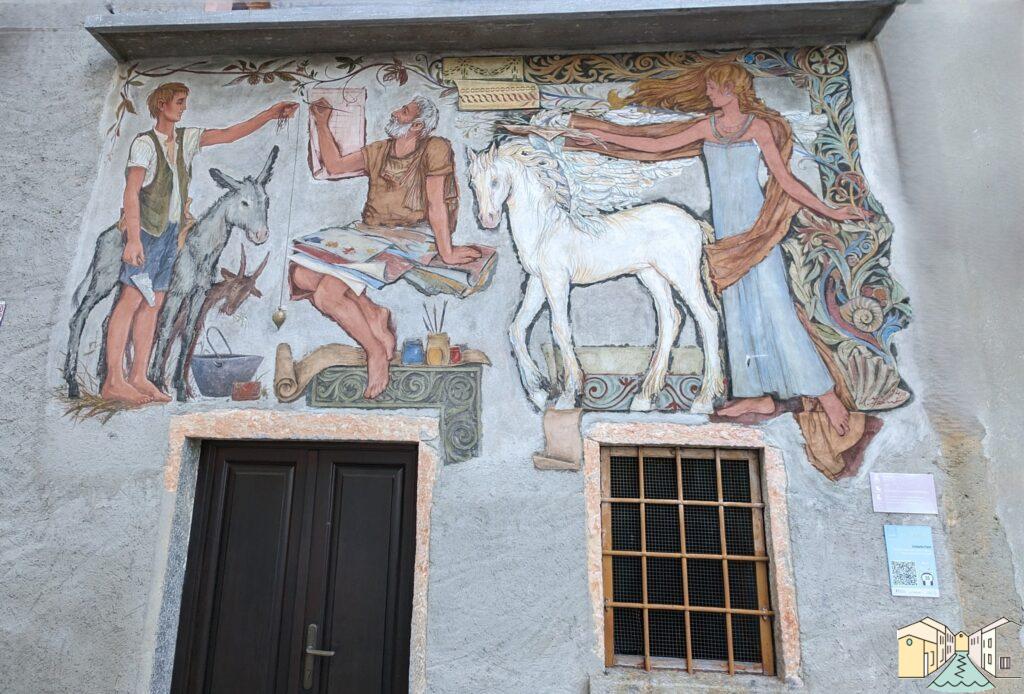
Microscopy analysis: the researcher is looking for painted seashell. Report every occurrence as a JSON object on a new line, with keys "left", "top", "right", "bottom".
{"left": 840, "top": 296, "right": 884, "bottom": 333}
{"left": 845, "top": 349, "right": 908, "bottom": 410}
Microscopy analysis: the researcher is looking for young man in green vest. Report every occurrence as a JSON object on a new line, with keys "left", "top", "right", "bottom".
{"left": 101, "top": 82, "right": 297, "bottom": 405}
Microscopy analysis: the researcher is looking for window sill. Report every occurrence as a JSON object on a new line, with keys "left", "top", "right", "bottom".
{"left": 591, "top": 666, "right": 801, "bottom": 692}
{"left": 612, "top": 654, "right": 766, "bottom": 675}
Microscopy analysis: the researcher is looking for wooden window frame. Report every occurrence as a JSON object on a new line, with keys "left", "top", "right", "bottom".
{"left": 600, "top": 445, "right": 776, "bottom": 676}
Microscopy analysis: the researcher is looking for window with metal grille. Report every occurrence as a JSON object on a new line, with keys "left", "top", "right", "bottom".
{"left": 600, "top": 446, "right": 775, "bottom": 675}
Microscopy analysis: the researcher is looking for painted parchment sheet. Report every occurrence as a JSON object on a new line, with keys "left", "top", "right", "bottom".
{"left": 59, "top": 48, "right": 911, "bottom": 476}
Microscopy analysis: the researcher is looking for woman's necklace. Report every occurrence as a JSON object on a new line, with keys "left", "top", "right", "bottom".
{"left": 712, "top": 113, "right": 754, "bottom": 144}
{"left": 715, "top": 113, "right": 745, "bottom": 134}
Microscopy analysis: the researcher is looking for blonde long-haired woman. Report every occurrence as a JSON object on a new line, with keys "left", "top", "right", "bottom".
{"left": 571, "top": 62, "right": 863, "bottom": 435}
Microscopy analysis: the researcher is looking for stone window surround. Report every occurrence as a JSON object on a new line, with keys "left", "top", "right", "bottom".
{"left": 582, "top": 420, "right": 803, "bottom": 686}
{"left": 141, "top": 410, "right": 440, "bottom": 694}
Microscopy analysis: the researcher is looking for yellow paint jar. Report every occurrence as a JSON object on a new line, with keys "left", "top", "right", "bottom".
{"left": 426, "top": 332, "right": 451, "bottom": 366}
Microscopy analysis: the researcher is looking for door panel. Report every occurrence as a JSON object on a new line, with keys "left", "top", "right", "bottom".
{"left": 172, "top": 446, "right": 315, "bottom": 694}
{"left": 306, "top": 447, "right": 417, "bottom": 694}
{"left": 173, "top": 442, "right": 417, "bottom": 694}
{"left": 208, "top": 464, "right": 295, "bottom": 692}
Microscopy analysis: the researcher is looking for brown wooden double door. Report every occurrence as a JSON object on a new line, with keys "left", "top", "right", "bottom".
{"left": 172, "top": 442, "right": 417, "bottom": 694}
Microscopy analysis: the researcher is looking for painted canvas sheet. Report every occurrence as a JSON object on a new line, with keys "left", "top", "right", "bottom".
{"left": 307, "top": 87, "right": 366, "bottom": 179}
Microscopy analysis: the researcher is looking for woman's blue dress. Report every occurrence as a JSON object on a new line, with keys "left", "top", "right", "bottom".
{"left": 703, "top": 132, "right": 833, "bottom": 399}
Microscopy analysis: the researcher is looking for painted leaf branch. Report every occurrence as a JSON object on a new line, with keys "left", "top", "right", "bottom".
{"left": 746, "top": 46, "right": 911, "bottom": 408}
{"left": 107, "top": 55, "right": 446, "bottom": 144}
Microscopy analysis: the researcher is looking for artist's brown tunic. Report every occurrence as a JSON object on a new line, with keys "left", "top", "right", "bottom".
{"left": 289, "top": 136, "right": 460, "bottom": 301}
{"left": 360, "top": 136, "right": 459, "bottom": 232}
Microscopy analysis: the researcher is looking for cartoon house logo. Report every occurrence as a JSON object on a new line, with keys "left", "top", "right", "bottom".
{"left": 898, "top": 617, "right": 1022, "bottom": 691}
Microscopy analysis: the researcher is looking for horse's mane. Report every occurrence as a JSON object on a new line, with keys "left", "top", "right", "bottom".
{"left": 496, "top": 142, "right": 572, "bottom": 209}
{"left": 492, "top": 141, "right": 607, "bottom": 235}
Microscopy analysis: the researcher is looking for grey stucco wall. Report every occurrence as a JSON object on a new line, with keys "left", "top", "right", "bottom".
{"left": 874, "top": 0, "right": 1024, "bottom": 638}
{"left": 1, "top": 1, "right": 1022, "bottom": 693}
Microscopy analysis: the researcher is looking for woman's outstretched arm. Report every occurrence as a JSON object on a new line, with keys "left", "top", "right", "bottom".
{"left": 574, "top": 118, "right": 711, "bottom": 154}
{"left": 751, "top": 119, "right": 862, "bottom": 221}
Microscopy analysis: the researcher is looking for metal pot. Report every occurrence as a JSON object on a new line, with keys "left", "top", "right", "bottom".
{"left": 190, "top": 327, "right": 263, "bottom": 398}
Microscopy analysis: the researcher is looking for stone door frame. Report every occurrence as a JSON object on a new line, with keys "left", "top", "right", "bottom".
{"left": 139, "top": 410, "right": 440, "bottom": 694}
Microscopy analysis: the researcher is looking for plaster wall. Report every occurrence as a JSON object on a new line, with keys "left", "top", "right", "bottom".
{"left": 874, "top": 0, "right": 1024, "bottom": 638}
{"left": 0, "top": 2, "right": 1021, "bottom": 694}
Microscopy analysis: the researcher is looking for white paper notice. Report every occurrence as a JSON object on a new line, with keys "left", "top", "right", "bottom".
{"left": 871, "top": 472, "right": 938, "bottom": 514}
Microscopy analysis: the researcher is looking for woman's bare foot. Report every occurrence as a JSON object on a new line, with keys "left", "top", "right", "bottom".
{"left": 100, "top": 378, "right": 152, "bottom": 406}
{"left": 818, "top": 389, "right": 850, "bottom": 436}
{"left": 128, "top": 375, "right": 171, "bottom": 403}
{"left": 716, "top": 395, "right": 775, "bottom": 418}
{"left": 364, "top": 347, "right": 391, "bottom": 399}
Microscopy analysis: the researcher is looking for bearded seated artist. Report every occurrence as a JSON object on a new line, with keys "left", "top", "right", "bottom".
{"left": 292, "top": 95, "right": 480, "bottom": 399}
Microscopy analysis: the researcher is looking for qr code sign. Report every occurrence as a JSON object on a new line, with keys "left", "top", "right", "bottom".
{"left": 891, "top": 561, "right": 918, "bottom": 586}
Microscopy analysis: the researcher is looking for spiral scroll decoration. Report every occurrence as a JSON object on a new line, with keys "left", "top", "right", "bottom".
{"left": 581, "top": 373, "right": 703, "bottom": 411}
{"left": 308, "top": 365, "right": 483, "bottom": 464}
{"left": 313, "top": 370, "right": 367, "bottom": 402}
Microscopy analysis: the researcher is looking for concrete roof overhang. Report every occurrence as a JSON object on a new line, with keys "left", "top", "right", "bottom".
{"left": 87, "top": 0, "right": 903, "bottom": 61}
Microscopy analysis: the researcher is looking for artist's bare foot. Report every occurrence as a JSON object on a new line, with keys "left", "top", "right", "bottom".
{"left": 353, "top": 295, "right": 397, "bottom": 362}
{"left": 100, "top": 379, "right": 152, "bottom": 406}
{"left": 128, "top": 375, "right": 172, "bottom": 403}
{"left": 716, "top": 396, "right": 775, "bottom": 418}
{"left": 373, "top": 306, "right": 397, "bottom": 362}
{"left": 818, "top": 389, "right": 850, "bottom": 436}
{"left": 364, "top": 349, "right": 391, "bottom": 399}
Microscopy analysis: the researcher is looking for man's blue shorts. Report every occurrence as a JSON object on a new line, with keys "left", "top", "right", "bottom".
{"left": 119, "top": 222, "right": 178, "bottom": 292}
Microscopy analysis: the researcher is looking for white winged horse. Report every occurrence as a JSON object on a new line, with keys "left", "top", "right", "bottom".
{"left": 467, "top": 137, "right": 725, "bottom": 413}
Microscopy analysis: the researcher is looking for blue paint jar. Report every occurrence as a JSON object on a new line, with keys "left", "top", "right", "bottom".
{"left": 402, "top": 338, "right": 425, "bottom": 365}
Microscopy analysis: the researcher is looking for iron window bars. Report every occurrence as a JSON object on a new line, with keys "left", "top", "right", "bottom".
{"left": 601, "top": 446, "right": 775, "bottom": 675}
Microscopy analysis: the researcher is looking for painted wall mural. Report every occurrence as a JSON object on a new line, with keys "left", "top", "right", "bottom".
{"left": 59, "top": 47, "right": 911, "bottom": 474}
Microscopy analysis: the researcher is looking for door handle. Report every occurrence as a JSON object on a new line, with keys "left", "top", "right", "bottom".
{"left": 303, "top": 623, "right": 335, "bottom": 689}
{"left": 306, "top": 647, "right": 336, "bottom": 657}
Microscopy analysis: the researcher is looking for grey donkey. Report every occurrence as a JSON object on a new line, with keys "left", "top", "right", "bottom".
{"left": 63, "top": 145, "right": 280, "bottom": 402}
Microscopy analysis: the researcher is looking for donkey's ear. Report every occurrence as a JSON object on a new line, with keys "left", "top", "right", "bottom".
{"left": 258, "top": 145, "right": 280, "bottom": 186}
{"left": 487, "top": 141, "right": 498, "bottom": 156}
{"left": 465, "top": 146, "right": 478, "bottom": 165}
{"left": 209, "top": 168, "right": 242, "bottom": 191}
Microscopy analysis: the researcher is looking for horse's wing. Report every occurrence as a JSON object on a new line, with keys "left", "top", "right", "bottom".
{"left": 561, "top": 148, "right": 701, "bottom": 218}
{"left": 528, "top": 109, "right": 702, "bottom": 218}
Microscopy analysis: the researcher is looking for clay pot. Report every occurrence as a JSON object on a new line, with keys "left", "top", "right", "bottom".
{"left": 426, "top": 332, "right": 451, "bottom": 366}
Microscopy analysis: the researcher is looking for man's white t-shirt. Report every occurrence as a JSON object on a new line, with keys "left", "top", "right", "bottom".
{"left": 126, "top": 127, "right": 204, "bottom": 228}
